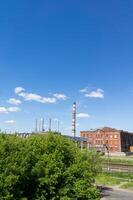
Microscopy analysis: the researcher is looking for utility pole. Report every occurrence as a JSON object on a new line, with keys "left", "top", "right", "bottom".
{"left": 107, "top": 145, "right": 110, "bottom": 172}
{"left": 104, "top": 144, "right": 110, "bottom": 172}
{"left": 72, "top": 102, "right": 76, "bottom": 137}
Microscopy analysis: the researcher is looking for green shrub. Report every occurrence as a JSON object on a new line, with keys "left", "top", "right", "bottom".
{"left": 0, "top": 133, "right": 101, "bottom": 200}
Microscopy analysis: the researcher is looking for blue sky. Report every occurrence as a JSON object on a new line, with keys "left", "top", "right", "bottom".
{"left": 0, "top": 0, "right": 133, "bottom": 135}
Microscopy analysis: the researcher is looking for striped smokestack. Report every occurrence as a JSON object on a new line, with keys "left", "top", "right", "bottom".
{"left": 72, "top": 102, "right": 76, "bottom": 137}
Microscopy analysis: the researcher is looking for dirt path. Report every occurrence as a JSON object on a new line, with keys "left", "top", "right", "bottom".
{"left": 100, "top": 186, "right": 133, "bottom": 200}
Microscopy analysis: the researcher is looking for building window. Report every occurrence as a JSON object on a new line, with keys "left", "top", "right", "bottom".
{"left": 114, "top": 135, "right": 118, "bottom": 139}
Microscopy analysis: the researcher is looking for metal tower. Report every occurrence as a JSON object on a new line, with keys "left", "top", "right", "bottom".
{"left": 49, "top": 118, "right": 52, "bottom": 132}
{"left": 58, "top": 120, "right": 60, "bottom": 133}
{"left": 35, "top": 119, "right": 38, "bottom": 132}
{"left": 39, "top": 119, "right": 42, "bottom": 132}
{"left": 72, "top": 102, "right": 76, "bottom": 137}
{"left": 42, "top": 118, "right": 45, "bottom": 132}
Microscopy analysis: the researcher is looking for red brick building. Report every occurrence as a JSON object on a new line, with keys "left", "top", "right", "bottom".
{"left": 80, "top": 127, "right": 133, "bottom": 153}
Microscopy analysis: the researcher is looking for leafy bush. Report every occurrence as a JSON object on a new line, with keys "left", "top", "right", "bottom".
{"left": 0, "top": 133, "right": 101, "bottom": 200}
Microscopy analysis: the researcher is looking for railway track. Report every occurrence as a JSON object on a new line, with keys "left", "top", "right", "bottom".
{"left": 103, "top": 163, "right": 133, "bottom": 172}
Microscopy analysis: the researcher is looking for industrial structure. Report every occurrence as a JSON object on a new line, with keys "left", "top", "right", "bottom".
{"left": 35, "top": 118, "right": 46, "bottom": 133}
{"left": 12, "top": 101, "right": 133, "bottom": 155}
{"left": 72, "top": 102, "right": 76, "bottom": 137}
{"left": 49, "top": 118, "right": 52, "bottom": 132}
{"left": 65, "top": 135, "right": 90, "bottom": 150}
{"left": 80, "top": 127, "right": 133, "bottom": 154}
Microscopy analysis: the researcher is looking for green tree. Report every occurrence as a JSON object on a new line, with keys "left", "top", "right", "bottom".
{"left": 0, "top": 133, "right": 101, "bottom": 200}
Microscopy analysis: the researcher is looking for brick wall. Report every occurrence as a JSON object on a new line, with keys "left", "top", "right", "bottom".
{"left": 80, "top": 127, "right": 121, "bottom": 153}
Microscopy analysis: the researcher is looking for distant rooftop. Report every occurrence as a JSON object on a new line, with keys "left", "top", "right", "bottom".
{"left": 81, "top": 127, "right": 133, "bottom": 134}
{"left": 65, "top": 135, "right": 89, "bottom": 142}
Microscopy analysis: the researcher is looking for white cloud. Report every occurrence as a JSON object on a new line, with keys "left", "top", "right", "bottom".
{"left": 15, "top": 87, "right": 25, "bottom": 94}
{"left": 80, "top": 87, "right": 104, "bottom": 98}
{"left": 19, "top": 92, "right": 57, "bottom": 104}
{"left": 8, "top": 107, "right": 21, "bottom": 112}
{"left": 8, "top": 98, "right": 22, "bottom": 105}
{"left": 15, "top": 87, "right": 68, "bottom": 104}
{"left": 17, "top": 92, "right": 26, "bottom": 98}
{"left": 5, "top": 120, "right": 16, "bottom": 124}
{"left": 79, "top": 87, "right": 88, "bottom": 93}
{"left": 85, "top": 89, "right": 104, "bottom": 98}
{"left": 77, "top": 113, "right": 90, "bottom": 118}
{"left": 0, "top": 107, "right": 21, "bottom": 114}
{"left": 21, "top": 93, "right": 42, "bottom": 101}
{"left": 39, "top": 97, "right": 56, "bottom": 104}
{"left": 54, "top": 93, "right": 67, "bottom": 100}
{"left": 15, "top": 87, "right": 59, "bottom": 104}
{"left": 0, "top": 107, "right": 8, "bottom": 114}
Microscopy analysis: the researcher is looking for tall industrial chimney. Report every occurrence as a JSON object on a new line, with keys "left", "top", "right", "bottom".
{"left": 49, "top": 118, "right": 52, "bottom": 132}
{"left": 39, "top": 119, "right": 42, "bottom": 132}
{"left": 57, "top": 120, "right": 60, "bottom": 133}
{"left": 42, "top": 118, "right": 45, "bottom": 132}
{"left": 72, "top": 102, "right": 76, "bottom": 137}
{"left": 35, "top": 119, "right": 38, "bottom": 133}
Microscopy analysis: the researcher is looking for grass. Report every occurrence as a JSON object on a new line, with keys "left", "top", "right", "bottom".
{"left": 121, "top": 182, "right": 133, "bottom": 189}
{"left": 102, "top": 155, "right": 133, "bottom": 165}
{"left": 97, "top": 155, "right": 133, "bottom": 190}
{"left": 96, "top": 173, "right": 121, "bottom": 186}
{"left": 110, "top": 171, "right": 133, "bottom": 179}
{"left": 96, "top": 172, "right": 133, "bottom": 187}
{"left": 97, "top": 157, "right": 133, "bottom": 190}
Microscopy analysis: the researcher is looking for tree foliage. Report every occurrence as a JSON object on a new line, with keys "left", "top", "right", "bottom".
{"left": 0, "top": 133, "right": 101, "bottom": 200}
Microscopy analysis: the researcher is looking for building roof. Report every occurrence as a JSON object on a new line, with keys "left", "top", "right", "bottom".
{"left": 81, "top": 127, "right": 133, "bottom": 135}
{"left": 65, "top": 135, "right": 89, "bottom": 142}
{"left": 81, "top": 127, "right": 118, "bottom": 132}
{"left": 99, "top": 127, "right": 118, "bottom": 132}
